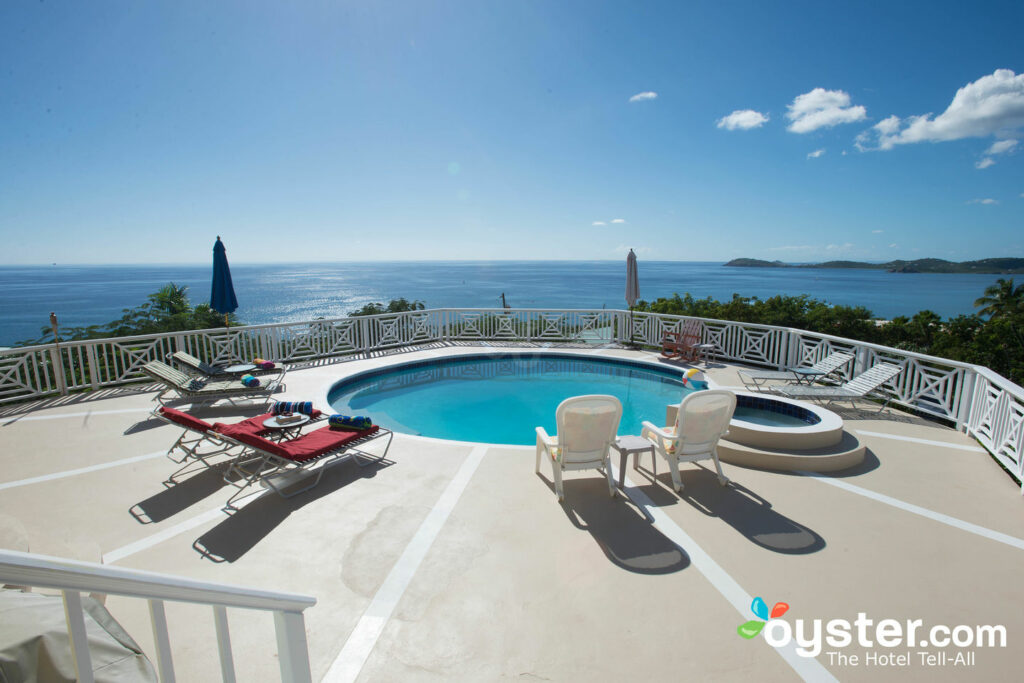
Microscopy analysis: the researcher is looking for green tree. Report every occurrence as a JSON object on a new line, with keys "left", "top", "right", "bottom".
{"left": 974, "top": 278, "right": 1024, "bottom": 319}
{"left": 349, "top": 298, "right": 426, "bottom": 317}
{"left": 19, "top": 283, "right": 238, "bottom": 345}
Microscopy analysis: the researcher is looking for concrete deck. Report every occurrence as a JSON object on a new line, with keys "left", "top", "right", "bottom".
{"left": 2, "top": 346, "right": 1022, "bottom": 682}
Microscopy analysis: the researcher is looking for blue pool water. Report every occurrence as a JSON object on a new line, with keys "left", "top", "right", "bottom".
{"left": 327, "top": 354, "right": 702, "bottom": 446}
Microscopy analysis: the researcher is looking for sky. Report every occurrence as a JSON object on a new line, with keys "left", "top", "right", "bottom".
{"left": 1, "top": 0, "right": 1022, "bottom": 265}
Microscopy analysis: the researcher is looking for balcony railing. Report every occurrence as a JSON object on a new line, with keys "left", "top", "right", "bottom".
{"left": 2, "top": 308, "right": 1021, "bottom": 485}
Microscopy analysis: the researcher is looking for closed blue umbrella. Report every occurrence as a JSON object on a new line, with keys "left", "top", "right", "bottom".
{"left": 625, "top": 249, "right": 639, "bottom": 346}
{"left": 210, "top": 236, "right": 238, "bottom": 328}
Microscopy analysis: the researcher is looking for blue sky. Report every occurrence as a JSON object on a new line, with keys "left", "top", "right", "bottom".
{"left": 1, "top": 0, "right": 1022, "bottom": 264}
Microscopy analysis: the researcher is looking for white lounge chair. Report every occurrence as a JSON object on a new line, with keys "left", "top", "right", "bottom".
{"left": 777, "top": 362, "right": 903, "bottom": 410}
{"left": 142, "top": 361, "right": 283, "bottom": 406}
{"left": 535, "top": 395, "right": 622, "bottom": 501}
{"left": 641, "top": 390, "right": 736, "bottom": 493}
{"left": 737, "top": 351, "right": 854, "bottom": 391}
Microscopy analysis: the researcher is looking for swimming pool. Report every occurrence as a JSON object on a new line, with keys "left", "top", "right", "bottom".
{"left": 326, "top": 353, "right": 704, "bottom": 445}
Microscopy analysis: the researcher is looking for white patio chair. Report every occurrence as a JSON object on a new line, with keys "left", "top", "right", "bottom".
{"left": 535, "top": 395, "right": 622, "bottom": 501}
{"left": 641, "top": 389, "right": 736, "bottom": 493}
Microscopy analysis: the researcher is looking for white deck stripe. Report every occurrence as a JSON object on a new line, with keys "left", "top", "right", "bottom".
{"left": 799, "top": 472, "right": 1024, "bottom": 551}
{"left": 616, "top": 466, "right": 836, "bottom": 682}
{"left": 322, "top": 444, "right": 488, "bottom": 683}
{"left": 0, "top": 450, "right": 166, "bottom": 491}
{"left": 2, "top": 407, "right": 151, "bottom": 423}
{"left": 853, "top": 429, "right": 986, "bottom": 453}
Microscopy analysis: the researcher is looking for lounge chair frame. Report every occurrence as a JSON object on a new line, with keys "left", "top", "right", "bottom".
{"left": 150, "top": 406, "right": 235, "bottom": 466}
{"left": 737, "top": 352, "right": 855, "bottom": 392}
{"left": 169, "top": 351, "right": 288, "bottom": 384}
{"left": 776, "top": 362, "right": 903, "bottom": 411}
{"left": 142, "top": 361, "right": 283, "bottom": 407}
{"left": 220, "top": 428, "right": 394, "bottom": 508}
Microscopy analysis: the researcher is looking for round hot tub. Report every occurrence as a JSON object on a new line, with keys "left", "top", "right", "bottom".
{"left": 726, "top": 392, "right": 843, "bottom": 451}
{"left": 678, "top": 391, "right": 866, "bottom": 472}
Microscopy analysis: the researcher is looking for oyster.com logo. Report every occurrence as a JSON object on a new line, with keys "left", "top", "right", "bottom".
{"left": 738, "top": 596, "right": 789, "bottom": 639}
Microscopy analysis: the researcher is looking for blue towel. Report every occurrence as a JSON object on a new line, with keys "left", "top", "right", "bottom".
{"left": 240, "top": 374, "right": 260, "bottom": 388}
{"left": 273, "top": 401, "right": 314, "bottom": 416}
{"left": 329, "top": 414, "right": 372, "bottom": 430}
{"left": 187, "top": 379, "right": 206, "bottom": 391}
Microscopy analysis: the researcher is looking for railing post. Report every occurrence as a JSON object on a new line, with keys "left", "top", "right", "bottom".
{"left": 777, "top": 330, "right": 789, "bottom": 370}
{"left": 49, "top": 345, "right": 68, "bottom": 396}
{"left": 956, "top": 368, "right": 977, "bottom": 432}
{"left": 213, "top": 605, "right": 237, "bottom": 683}
{"left": 360, "top": 317, "right": 371, "bottom": 354}
{"left": 274, "top": 610, "right": 312, "bottom": 683}
{"left": 62, "top": 590, "right": 95, "bottom": 683}
{"left": 854, "top": 346, "right": 869, "bottom": 375}
{"left": 85, "top": 343, "right": 100, "bottom": 390}
{"left": 149, "top": 599, "right": 177, "bottom": 682}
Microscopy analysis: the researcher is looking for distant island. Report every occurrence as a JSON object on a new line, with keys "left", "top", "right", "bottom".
{"left": 724, "top": 257, "right": 1024, "bottom": 274}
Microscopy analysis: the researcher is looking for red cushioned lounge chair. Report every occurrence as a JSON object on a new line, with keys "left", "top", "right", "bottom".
{"left": 152, "top": 405, "right": 322, "bottom": 474}
{"left": 219, "top": 423, "right": 393, "bottom": 507}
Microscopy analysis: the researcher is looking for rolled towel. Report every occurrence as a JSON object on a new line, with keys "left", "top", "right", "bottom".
{"left": 253, "top": 358, "right": 276, "bottom": 370}
{"left": 329, "top": 414, "right": 373, "bottom": 430}
{"left": 240, "top": 374, "right": 261, "bottom": 388}
{"left": 272, "top": 401, "right": 315, "bottom": 416}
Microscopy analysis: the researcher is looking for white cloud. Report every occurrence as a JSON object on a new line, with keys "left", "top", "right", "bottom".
{"left": 768, "top": 245, "right": 816, "bottom": 251}
{"left": 807, "top": 148, "right": 826, "bottom": 159}
{"left": 826, "top": 242, "right": 855, "bottom": 251}
{"left": 872, "top": 229, "right": 883, "bottom": 234}
{"left": 968, "top": 198, "right": 999, "bottom": 205}
{"left": 786, "top": 88, "right": 867, "bottom": 133}
{"left": 889, "top": 243, "right": 899, "bottom": 248}
{"left": 629, "top": 91, "right": 658, "bottom": 103}
{"left": 975, "top": 138, "right": 1018, "bottom": 168}
{"left": 857, "top": 69, "right": 1024, "bottom": 150}
{"left": 986, "top": 138, "right": 1018, "bottom": 155}
{"left": 591, "top": 221, "right": 606, "bottom": 226}
{"left": 716, "top": 109, "right": 769, "bottom": 130}
{"left": 610, "top": 218, "right": 626, "bottom": 224}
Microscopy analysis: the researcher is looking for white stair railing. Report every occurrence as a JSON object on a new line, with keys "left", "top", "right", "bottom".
{"left": 0, "top": 549, "right": 316, "bottom": 683}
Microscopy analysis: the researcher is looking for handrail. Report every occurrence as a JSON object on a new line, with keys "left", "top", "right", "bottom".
{"left": 0, "top": 549, "right": 315, "bottom": 683}
{"left": 0, "top": 549, "right": 315, "bottom": 611}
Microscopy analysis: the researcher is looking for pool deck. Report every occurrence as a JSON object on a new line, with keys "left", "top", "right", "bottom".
{"left": 2, "top": 345, "right": 1023, "bottom": 682}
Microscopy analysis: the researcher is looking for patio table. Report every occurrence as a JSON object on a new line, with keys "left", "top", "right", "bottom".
{"left": 612, "top": 435, "right": 656, "bottom": 488}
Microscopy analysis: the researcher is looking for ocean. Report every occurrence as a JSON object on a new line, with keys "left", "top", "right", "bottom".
{"left": 0, "top": 261, "right": 1008, "bottom": 346}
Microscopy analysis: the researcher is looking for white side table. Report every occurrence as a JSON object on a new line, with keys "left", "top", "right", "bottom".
{"left": 612, "top": 435, "right": 656, "bottom": 488}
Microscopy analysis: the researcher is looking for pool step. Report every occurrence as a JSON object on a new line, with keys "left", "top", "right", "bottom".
{"left": 718, "top": 430, "right": 865, "bottom": 472}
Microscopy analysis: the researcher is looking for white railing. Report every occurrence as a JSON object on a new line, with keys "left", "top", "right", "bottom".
{"left": 1, "top": 307, "right": 1021, "bottom": 484}
{"left": 0, "top": 549, "right": 315, "bottom": 683}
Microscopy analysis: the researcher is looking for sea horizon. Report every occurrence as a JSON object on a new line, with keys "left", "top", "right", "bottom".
{"left": 0, "top": 261, "right": 1011, "bottom": 346}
